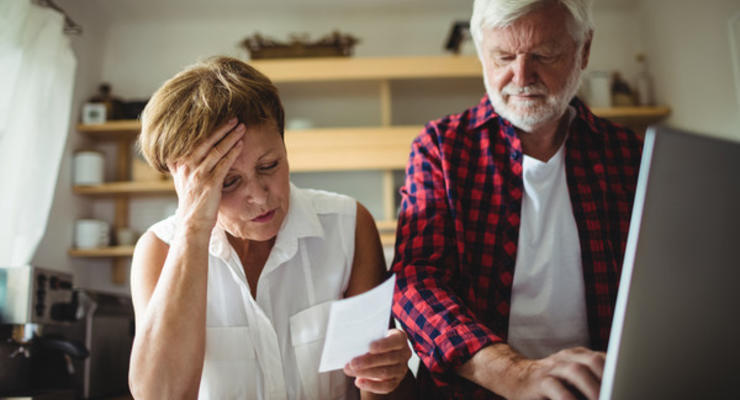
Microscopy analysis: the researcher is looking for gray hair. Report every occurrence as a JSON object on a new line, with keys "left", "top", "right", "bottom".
{"left": 470, "top": 0, "right": 594, "bottom": 50}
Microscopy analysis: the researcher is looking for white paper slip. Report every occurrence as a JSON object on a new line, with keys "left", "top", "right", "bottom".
{"left": 318, "top": 274, "right": 396, "bottom": 372}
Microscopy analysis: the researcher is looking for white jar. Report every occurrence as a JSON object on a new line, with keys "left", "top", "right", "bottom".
{"left": 75, "top": 219, "right": 110, "bottom": 249}
{"left": 73, "top": 150, "right": 104, "bottom": 185}
{"left": 587, "top": 71, "right": 612, "bottom": 108}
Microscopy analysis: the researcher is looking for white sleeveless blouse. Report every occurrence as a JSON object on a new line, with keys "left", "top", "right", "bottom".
{"left": 148, "top": 183, "right": 360, "bottom": 400}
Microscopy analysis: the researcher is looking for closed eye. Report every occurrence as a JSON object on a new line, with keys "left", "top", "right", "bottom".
{"left": 494, "top": 53, "right": 515, "bottom": 63}
{"left": 222, "top": 176, "right": 240, "bottom": 190}
{"left": 532, "top": 53, "right": 558, "bottom": 64}
{"left": 259, "top": 161, "right": 278, "bottom": 171}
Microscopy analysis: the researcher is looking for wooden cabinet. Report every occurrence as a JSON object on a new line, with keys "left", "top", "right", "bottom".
{"left": 68, "top": 55, "right": 671, "bottom": 284}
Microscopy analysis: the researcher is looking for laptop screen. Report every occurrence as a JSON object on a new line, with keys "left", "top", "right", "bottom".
{"left": 600, "top": 126, "right": 740, "bottom": 399}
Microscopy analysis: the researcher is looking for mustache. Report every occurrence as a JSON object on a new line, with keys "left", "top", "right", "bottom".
{"left": 502, "top": 83, "right": 548, "bottom": 96}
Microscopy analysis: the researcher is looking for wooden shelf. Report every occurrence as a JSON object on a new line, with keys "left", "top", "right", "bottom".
{"left": 73, "top": 108, "right": 672, "bottom": 182}
{"left": 70, "top": 240, "right": 400, "bottom": 256}
{"left": 287, "top": 126, "right": 420, "bottom": 171}
{"left": 69, "top": 246, "right": 135, "bottom": 257}
{"left": 74, "top": 180, "right": 174, "bottom": 196}
{"left": 250, "top": 55, "right": 483, "bottom": 82}
{"left": 76, "top": 120, "right": 140, "bottom": 140}
{"left": 380, "top": 232, "right": 396, "bottom": 247}
{"left": 67, "top": 221, "right": 400, "bottom": 258}
{"left": 73, "top": 126, "right": 421, "bottom": 178}
{"left": 75, "top": 105, "right": 671, "bottom": 140}
{"left": 376, "top": 219, "right": 398, "bottom": 232}
{"left": 70, "top": 240, "right": 401, "bottom": 256}
{"left": 590, "top": 106, "right": 671, "bottom": 120}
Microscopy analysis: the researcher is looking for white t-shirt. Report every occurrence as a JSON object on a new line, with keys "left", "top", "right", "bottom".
{"left": 148, "top": 183, "right": 360, "bottom": 400}
{"left": 507, "top": 114, "right": 590, "bottom": 359}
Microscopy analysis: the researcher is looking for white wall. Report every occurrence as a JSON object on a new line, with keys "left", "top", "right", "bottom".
{"left": 638, "top": 0, "right": 740, "bottom": 141}
{"left": 588, "top": 5, "right": 645, "bottom": 82}
{"left": 98, "top": 8, "right": 471, "bottom": 99}
{"left": 95, "top": 5, "right": 647, "bottom": 99}
{"left": 37, "top": 1, "right": 651, "bottom": 292}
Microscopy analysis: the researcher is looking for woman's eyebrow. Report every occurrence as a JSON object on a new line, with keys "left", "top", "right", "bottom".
{"left": 257, "top": 147, "right": 280, "bottom": 161}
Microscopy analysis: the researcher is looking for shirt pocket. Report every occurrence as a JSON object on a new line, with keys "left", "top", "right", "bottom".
{"left": 199, "top": 326, "right": 260, "bottom": 400}
{"left": 290, "top": 301, "right": 356, "bottom": 400}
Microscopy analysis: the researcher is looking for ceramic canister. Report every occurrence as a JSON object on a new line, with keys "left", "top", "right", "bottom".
{"left": 75, "top": 219, "right": 109, "bottom": 249}
{"left": 73, "top": 150, "right": 104, "bottom": 185}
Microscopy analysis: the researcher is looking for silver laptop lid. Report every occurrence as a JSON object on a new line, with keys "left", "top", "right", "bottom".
{"left": 600, "top": 126, "right": 740, "bottom": 399}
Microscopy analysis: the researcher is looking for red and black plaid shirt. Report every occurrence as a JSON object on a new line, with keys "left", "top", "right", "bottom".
{"left": 391, "top": 95, "right": 642, "bottom": 399}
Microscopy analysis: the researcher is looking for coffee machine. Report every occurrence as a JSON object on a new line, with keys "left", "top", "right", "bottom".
{"left": 46, "top": 290, "right": 134, "bottom": 399}
{"left": 0, "top": 265, "right": 88, "bottom": 399}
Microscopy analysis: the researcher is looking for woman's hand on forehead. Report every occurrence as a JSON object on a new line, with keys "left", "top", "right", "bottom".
{"left": 166, "top": 118, "right": 246, "bottom": 234}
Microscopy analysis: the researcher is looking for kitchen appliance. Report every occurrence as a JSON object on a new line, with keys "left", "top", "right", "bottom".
{"left": 46, "top": 290, "right": 134, "bottom": 399}
{"left": 0, "top": 266, "right": 88, "bottom": 399}
{"left": 0, "top": 266, "right": 78, "bottom": 326}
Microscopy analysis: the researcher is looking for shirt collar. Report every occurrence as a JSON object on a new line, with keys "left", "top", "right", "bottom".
{"left": 569, "top": 96, "right": 602, "bottom": 135}
{"left": 208, "top": 225, "right": 230, "bottom": 260}
{"left": 277, "top": 182, "right": 325, "bottom": 245}
{"left": 261, "top": 182, "right": 325, "bottom": 275}
{"left": 469, "top": 95, "right": 499, "bottom": 131}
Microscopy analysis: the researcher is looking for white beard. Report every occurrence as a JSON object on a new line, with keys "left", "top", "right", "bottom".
{"left": 485, "top": 61, "right": 583, "bottom": 132}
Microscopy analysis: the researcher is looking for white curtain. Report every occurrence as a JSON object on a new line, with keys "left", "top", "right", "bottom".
{"left": 0, "top": 0, "right": 76, "bottom": 265}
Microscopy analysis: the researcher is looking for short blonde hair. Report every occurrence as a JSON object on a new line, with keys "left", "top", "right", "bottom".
{"left": 138, "top": 56, "right": 284, "bottom": 173}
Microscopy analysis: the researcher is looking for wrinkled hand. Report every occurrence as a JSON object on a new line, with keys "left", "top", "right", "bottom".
{"left": 343, "top": 328, "right": 412, "bottom": 394}
{"left": 512, "top": 347, "right": 605, "bottom": 400}
{"left": 167, "top": 118, "right": 245, "bottom": 234}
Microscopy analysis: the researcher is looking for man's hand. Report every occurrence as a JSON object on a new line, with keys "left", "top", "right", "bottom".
{"left": 343, "top": 329, "right": 412, "bottom": 394}
{"left": 510, "top": 347, "right": 605, "bottom": 400}
{"left": 458, "top": 343, "right": 605, "bottom": 400}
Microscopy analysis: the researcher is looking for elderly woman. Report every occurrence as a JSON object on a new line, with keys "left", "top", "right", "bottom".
{"left": 128, "top": 56, "right": 414, "bottom": 399}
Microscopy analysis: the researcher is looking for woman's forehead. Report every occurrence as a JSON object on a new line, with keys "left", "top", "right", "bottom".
{"left": 230, "top": 128, "right": 284, "bottom": 165}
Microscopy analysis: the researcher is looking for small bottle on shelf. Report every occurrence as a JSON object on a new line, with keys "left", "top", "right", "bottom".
{"left": 634, "top": 53, "right": 655, "bottom": 106}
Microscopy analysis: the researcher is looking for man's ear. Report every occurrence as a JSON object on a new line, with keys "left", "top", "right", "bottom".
{"left": 581, "top": 29, "right": 594, "bottom": 69}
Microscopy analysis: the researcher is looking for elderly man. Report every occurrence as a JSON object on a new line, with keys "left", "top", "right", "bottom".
{"left": 391, "top": 0, "right": 642, "bottom": 399}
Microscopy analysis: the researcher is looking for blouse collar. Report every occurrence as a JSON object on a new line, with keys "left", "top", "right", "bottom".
{"left": 208, "top": 182, "right": 325, "bottom": 267}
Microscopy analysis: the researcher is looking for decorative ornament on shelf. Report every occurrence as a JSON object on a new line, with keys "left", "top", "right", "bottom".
{"left": 115, "top": 227, "right": 138, "bottom": 247}
{"left": 240, "top": 31, "right": 359, "bottom": 60}
{"left": 82, "top": 83, "right": 149, "bottom": 122}
{"left": 86, "top": 83, "right": 124, "bottom": 121}
{"left": 444, "top": 21, "right": 474, "bottom": 55}
{"left": 81, "top": 103, "right": 106, "bottom": 125}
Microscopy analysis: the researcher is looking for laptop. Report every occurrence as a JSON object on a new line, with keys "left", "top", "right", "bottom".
{"left": 600, "top": 126, "right": 740, "bottom": 399}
